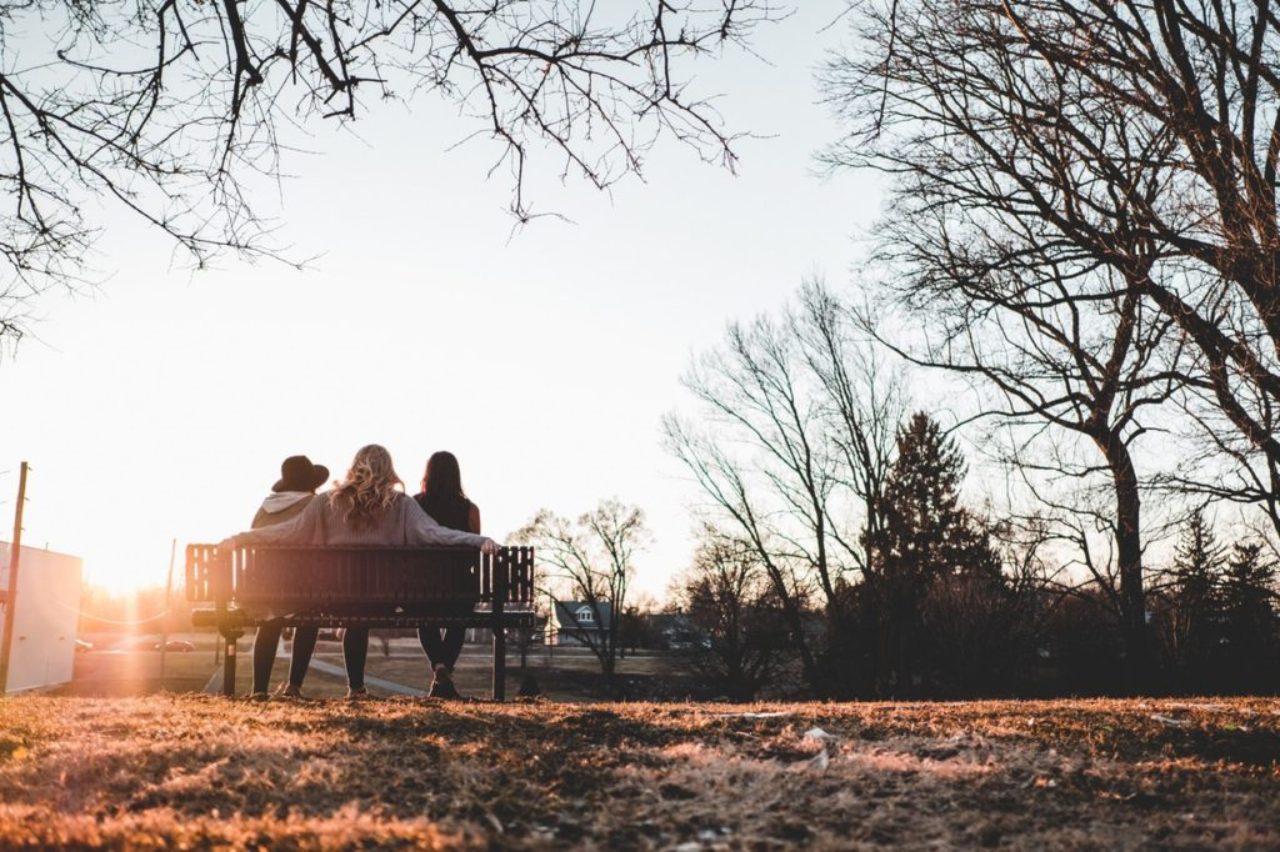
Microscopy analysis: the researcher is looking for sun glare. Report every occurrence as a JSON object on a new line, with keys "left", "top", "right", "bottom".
{"left": 84, "top": 555, "right": 170, "bottom": 595}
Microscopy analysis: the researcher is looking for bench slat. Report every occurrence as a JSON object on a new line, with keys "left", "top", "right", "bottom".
{"left": 185, "top": 544, "right": 535, "bottom": 607}
{"left": 238, "top": 547, "right": 482, "bottom": 610}
{"left": 190, "top": 609, "right": 536, "bottom": 630}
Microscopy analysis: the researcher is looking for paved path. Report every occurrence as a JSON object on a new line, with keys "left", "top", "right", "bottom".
{"left": 306, "top": 658, "right": 425, "bottom": 696}
{"left": 201, "top": 650, "right": 425, "bottom": 697}
{"left": 202, "top": 668, "right": 222, "bottom": 695}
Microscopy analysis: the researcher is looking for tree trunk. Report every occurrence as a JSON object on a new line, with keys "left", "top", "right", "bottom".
{"left": 603, "top": 624, "right": 619, "bottom": 687}
{"left": 758, "top": 564, "right": 826, "bottom": 697}
{"left": 779, "top": 598, "right": 823, "bottom": 697}
{"left": 1099, "top": 432, "right": 1148, "bottom": 692}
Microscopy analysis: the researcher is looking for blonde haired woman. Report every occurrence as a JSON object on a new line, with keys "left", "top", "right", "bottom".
{"left": 220, "top": 444, "right": 498, "bottom": 697}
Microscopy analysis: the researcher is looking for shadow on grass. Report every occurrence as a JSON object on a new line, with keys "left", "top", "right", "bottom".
{"left": 2, "top": 696, "right": 1278, "bottom": 849}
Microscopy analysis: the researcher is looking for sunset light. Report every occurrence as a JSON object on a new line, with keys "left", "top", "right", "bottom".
{"left": 3, "top": 0, "right": 1280, "bottom": 847}
{"left": 82, "top": 556, "right": 170, "bottom": 596}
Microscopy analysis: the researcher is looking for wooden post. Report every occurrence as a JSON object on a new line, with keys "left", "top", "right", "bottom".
{"left": 159, "top": 538, "right": 176, "bottom": 690}
{"left": 547, "top": 589, "right": 555, "bottom": 668}
{"left": 492, "top": 549, "right": 507, "bottom": 701}
{"left": 0, "top": 462, "right": 30, "bottom": 694}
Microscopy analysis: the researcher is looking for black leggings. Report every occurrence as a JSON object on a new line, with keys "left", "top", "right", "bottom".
{"left": 343, "top": 627, "right": 369, "bottom": 690}
{"left": 343, "top": 621, "right": 467, "bottom": 690}
{"left": 418, "top": 625, "right": 466, "bottom": 669}
{"left": 252, "top": 623, "right": 319, "bottom": 694}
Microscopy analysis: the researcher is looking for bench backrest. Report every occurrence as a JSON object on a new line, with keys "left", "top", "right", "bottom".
{"left": 186, "top": 544, "right": 535, "bottom": 612}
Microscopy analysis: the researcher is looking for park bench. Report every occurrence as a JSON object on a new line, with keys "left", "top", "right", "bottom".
{"left": 186, "top": 544, "right": 535, "bottom": 700}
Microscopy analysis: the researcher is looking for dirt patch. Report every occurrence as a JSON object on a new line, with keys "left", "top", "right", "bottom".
{"left": 0, "top": 696, "right": 1276, "bottom": 848}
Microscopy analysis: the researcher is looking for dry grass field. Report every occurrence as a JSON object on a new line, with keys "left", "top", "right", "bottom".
{"left": 0, "top": 695, "right": 1277, "bottom": 849}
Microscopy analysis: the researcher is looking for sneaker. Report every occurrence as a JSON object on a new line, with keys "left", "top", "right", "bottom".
{"left": 427, "top": 664, "right": 463, "bottom": 700}
{"left": 245, "top": 690, "right": 270, "bottom": 702}
{"left": 276, "top": 683, "right": 305, "bottom": 700}
{"left": 346, "top": 686, "right": 370, "bottom": 700}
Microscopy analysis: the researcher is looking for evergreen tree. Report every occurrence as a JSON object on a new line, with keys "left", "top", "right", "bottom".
{"left": 1164, "top": 510, "right": 1226, "bottom": 686}
{"left": 873, "top": 414, "right": 996, "bottom": 576}
{"left": 1220, "top": 541, "right": 1279, "bottom": 692}
{"left": 865, "top": 412, "right": 999, "bottom": 695}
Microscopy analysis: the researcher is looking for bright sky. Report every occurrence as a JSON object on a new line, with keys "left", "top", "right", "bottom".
{"left": 0, "top": 2, "right": 884, "bottom": 599}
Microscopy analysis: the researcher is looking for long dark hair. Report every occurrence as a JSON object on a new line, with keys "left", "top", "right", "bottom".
{"left": 418, "top": 451, "right": 471, "bottom": 531}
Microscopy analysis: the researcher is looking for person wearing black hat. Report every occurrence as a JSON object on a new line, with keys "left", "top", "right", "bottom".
{"left": 249, "top": 455, "right": 329, "bottom": 699}
{"left": 252, "top": 455, "right": 330, "bottom": 528}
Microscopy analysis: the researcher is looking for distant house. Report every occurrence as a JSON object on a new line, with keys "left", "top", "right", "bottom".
{"left": 644, "top": 611, "right": 707, "bottom": 651}
{"left": 548, "top": 600, "right": 612, "bottom": 647}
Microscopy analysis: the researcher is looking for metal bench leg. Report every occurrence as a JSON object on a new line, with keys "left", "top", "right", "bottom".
{"left": 223, "top": 639, "right": 236, "bottom": 696}
{"left": 493, "top": 626, "right": 507, "bottom": 702}
{"left": 492, "top": 550, "right": 508, "bottom": 701}
{"left": 220, "top": 627, "right": 243, "bottom": 697}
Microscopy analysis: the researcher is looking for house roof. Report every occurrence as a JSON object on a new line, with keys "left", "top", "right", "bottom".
{"left": 552, "top": 600, "right": 613, "bottom": 630}
{"left": 645, "top": 612, "right": 696, "bottom": 633}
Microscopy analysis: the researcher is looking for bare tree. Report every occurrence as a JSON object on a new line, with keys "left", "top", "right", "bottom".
{"left": 664, "top": 280, "right": 907, "bottom": 697}
{"left": 0, "top": 0, "right": 776, "bottom": 343}
{"left": 676, "top": 525, "right": 788, "bottom": 701}
{"left": 850, "top": 240, "right": 1184, "bottom": 679}
{"left": 513, "top": 498, "right": 646, "bottom": 684}
{"left": 820, "top": 0, "right": 1280, "bottom": 541}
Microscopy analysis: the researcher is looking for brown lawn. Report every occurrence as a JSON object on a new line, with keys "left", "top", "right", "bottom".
{"left": 0, "top": 695, "right": 1277, "bottom": 849}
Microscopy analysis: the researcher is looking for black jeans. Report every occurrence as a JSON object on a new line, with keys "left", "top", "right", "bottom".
{"left": 252, "top": 623, "right": 319, "bottom": 694}
{"left": 344, "top": 626, "right": 464, "bottom": 688}
{"left": 345, "top": 606, "right": 473, "bottom": 689}
{"left": 418, "top": 625, "right": 466, "bottom": 669}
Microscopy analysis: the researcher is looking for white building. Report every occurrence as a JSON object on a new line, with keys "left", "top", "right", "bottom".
{"left": 0, "top": 544, "right": 82, "bottom": 693}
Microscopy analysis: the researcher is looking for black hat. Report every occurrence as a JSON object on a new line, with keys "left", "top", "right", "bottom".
{"left": 272, "top": 455, "right": 330, "bottom": 493}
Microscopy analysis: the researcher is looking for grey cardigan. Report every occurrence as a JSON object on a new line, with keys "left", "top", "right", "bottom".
{"left": 230, "top": 491, "right": 489, "bottom": 549}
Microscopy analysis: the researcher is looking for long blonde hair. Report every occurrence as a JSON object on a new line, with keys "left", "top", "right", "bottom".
{"left": 329, "top": 444, "right": 404, "bottom": 529}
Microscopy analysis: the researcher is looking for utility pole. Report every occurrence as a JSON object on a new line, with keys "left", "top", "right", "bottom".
{"left": 159, "top": 538, "right": 176, "bottom": 690}
{"left": 0, "top": 462, "right": 30, "bottom": 694}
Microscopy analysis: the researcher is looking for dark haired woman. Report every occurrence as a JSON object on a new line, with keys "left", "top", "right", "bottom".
{"left": 415, "top": 450, "right": 481, "bottom": 699}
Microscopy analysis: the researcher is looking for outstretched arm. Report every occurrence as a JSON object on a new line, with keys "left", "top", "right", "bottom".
{"left": 405, "top": 497, "right": 497, "bottom": 553}
{"left": 219, "top": 495, "right": 323, "bottom": 549}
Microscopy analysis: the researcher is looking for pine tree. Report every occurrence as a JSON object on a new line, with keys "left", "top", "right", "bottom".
{"left": 1165, "top": 510, "right": 1226, "bottom": 686}
{"left": 866, "top": 412, "right": 999, "bottom": 694}
{"left": 874, "top": 413, "right": 997, "bottom": 580}
{"left": 1219, "top": 541, "right": 1278, "bottom": 691}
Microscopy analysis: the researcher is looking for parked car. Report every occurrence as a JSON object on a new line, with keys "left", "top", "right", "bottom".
{"left": 153, "top": 639, "right": 195, "bottom": 652}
